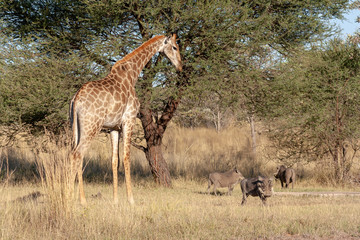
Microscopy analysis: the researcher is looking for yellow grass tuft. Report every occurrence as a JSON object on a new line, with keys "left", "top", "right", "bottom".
{"left": 33, "top": 130, "right": 76, "bottom": 222}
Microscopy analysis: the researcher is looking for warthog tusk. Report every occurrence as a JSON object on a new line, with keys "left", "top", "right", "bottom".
{"left": 257, "top": 187, "right": 265, "bottom": 198}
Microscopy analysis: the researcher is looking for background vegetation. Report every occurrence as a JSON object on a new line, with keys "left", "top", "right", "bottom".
{"left": 1, "top": 0, "right": 360, "bottom": 185}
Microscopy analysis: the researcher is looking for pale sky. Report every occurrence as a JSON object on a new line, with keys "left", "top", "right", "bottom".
{"left": 333, "top": 8, "right": 359, "bottom": 37}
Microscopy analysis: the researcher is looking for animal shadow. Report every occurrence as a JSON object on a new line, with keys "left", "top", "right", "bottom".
{"left": 196, "top": 190, "right": 226, "bottom": 196}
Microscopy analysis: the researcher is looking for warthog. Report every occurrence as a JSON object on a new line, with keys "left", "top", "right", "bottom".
{"left": 274, "top": 165, "right": 295, "bottom": 188}
{"left": 240, "top": 176, "right": 273, "bottom": 205}
{"left": 207, "top": 168, "right": 244, "bottom": 196}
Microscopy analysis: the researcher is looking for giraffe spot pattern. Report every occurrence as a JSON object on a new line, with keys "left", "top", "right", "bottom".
{"left": 72, "top": 36, "right": 166, "bottom": 136}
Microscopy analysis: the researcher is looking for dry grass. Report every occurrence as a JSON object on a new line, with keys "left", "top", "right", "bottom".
{"left": 81, "top": 124, "right": 280, "bottom": 182}
{"left": 1, "top": 125, "right": 360, "bottom": 239}
{"left": 1, "top": 180, "right": 360, "bottom": 240}
{"left": 33, "top": 130, "right": 76, "bottom": 221}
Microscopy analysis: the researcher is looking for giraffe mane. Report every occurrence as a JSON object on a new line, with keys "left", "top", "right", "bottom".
{"left": 114, "top": 35, "right": 166, "bottom": 67}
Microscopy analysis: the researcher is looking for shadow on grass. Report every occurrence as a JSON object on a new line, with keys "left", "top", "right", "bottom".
{"left": 196, "top": 190, "right": 227, "bottom": 196}
{"left": 0, "top": 148, "right": 39, "bottom": 183}
{"left": 1, "top": 148, "right": 153, "bottom": 184}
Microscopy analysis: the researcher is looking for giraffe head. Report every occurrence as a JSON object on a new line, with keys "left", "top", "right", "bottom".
{"left": 161, "top": 34, "right": 183, "bottom": 72}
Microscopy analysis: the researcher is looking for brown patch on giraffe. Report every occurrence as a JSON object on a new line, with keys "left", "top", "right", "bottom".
{"left": 114, "top": 91, "right": 121, "bottom": 101}
{"left": 121, "top": 93, "right": 126, "bottom": 104}
{"left": 128, "top": 108, "right": 137, "bottom": 115}
{"left": 117, "top": 64, "right": 128, "bottom": 72}
{"left": 121, "top": 84, "right": 127, "bottom": 93}
{"left": 128, "top": 70, "right": 137, "bottom": 79}
{"left": 88, "top": 95, "right": 95, "bottom": 103}
{"left": 113, "top": 74, "right": 120, "bottom": 81}
{"left": 113, "top": 102, "right": 123, "bottom": 112}
{"left": 133, "top": 55, "right": 140, "bottom": 63}
{"left": 93, "top": 88, "right": 100, "bottom": 95}
{"left": 129, "top": 87, "right": 136, "bottom": 96}
{"left": 105, "top": 94, "right": 112, "bottom": 103}
{"left": 126, "top": 72, "right": 132, "bottom": 82}
{"left": 95, "top": 100, "right": 102, "bottom": 108}
{"left": 108, "top": 86, "right": 115, "bottom": 94}
{"left": 123, "top": 79, "right": 129, "bottom": 90}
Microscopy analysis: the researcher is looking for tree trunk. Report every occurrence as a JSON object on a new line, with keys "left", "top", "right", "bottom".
{"left": 138, "top": 97, "right": 180, "bottom": 187}
{"left": 247, "top": 114, "right": 259, "bottom": 176}
{"left": 332, "top": 145, "right": 342, "bottom": 182}
{"left": 248, "top": 114, "right": 257, "bottom": 160}
{"left": 332, "top": 96, "right": 343, "bottom": 182}
{"left": 330, "top": 140, "right": 352, "bottom": 183}
{"left": 144, "top": 142, "right": 171, "bottom": 186}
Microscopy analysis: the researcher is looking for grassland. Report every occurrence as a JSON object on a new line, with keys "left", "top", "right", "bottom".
{"left": 1, "top": 180, "right": 360, "bottom": 240}
{"left": 1, "top": 125, "right": 360, "bottom": 239}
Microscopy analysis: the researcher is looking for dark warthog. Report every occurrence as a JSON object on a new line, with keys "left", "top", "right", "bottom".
{"left": 274, "top": 165, "right": 295, "bottom": 188}
{"left": 240, "top": 176, "right": 273, "bottom": 205}
{"left": 207, "top": 168, "right": 244, "bottom": 196}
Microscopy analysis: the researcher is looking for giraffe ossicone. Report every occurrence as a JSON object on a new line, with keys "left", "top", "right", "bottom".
{"left": 70, "top": 34, "right": 182, "bottom": 205}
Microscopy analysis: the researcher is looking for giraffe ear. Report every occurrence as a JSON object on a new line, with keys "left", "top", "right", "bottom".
{"left": 164, "top": 37, "right": 170, "bottom": 45}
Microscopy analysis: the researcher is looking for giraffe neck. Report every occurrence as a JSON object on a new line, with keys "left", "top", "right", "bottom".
{"left": 111, "top": 35, "right": 166, "bottom": 86}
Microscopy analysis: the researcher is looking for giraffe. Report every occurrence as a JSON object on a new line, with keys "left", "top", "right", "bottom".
{"left": 69, "top": 34, "right": 182, "bottom": 205}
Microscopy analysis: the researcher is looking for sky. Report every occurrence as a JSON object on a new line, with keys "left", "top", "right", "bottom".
{"left": 333, "top": 8, "right": 359, "bottom": 38}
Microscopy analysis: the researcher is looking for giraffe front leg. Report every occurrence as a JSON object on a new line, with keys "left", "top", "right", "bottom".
{"left": 110, "top": 130, "right": 120, "bottom": 204}
{"left": 123, "top": 120, "right": 135, "bottom": 205}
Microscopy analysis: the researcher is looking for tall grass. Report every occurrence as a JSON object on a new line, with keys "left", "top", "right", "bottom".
{"left": 33, "top": 130, "right": 75, "bottom": 222}
{"left": 80, "top": 124, "right": 275, "bottom": 183}
{"left": 162, "top": 125, "right": 268, "bottom": 179}
{"left": 0, "top": 125, "right": 360, "bottom": 239}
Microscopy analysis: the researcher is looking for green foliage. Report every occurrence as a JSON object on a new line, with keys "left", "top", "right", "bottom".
{"left": 261, "top": 38, "right": 360, "bottom": 181}
{"left": 0, "top": 34, "right": 101, "bottom": 133}
{"left": 0, "top": 0, "right": 352, "bottom": 134}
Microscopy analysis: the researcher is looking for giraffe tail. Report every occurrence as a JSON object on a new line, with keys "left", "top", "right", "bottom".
{"left": 69, "top": 96, "right": 79, "bottom": 152}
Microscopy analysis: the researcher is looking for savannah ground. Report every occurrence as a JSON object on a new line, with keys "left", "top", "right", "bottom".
{"left": 1, "top": 125, "right": 360, "bottom": 239}
{"left": 2, "top": 181, "right": 360, "bottom": 239}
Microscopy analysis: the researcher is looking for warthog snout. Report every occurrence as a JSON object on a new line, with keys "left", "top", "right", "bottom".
{"left": 241, "top": 176, "right": 273, "bottom": 205}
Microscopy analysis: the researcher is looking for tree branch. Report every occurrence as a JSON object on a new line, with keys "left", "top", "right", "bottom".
{"left": 131, "top": 141, "right": 146, "bottom": 152}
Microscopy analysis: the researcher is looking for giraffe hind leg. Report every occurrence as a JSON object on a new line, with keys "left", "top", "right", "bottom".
{"left": 71, "top": 120, "right": 101, "bottom": 206}
{"left": 71, "top": 140, "right": 89, "bottom": 206}
{"left": 122, "top": 120, "right": 135, "bottom": 205}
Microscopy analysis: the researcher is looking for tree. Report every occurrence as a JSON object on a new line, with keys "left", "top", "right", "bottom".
{"left": 261, "top": 39, "right": 360, "bottom": 182}
{"left": 0, "top": 0, "right": 351, "bottom": 185}
{"left": 0, "top": 33, "right": 99, "bottom": 140}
